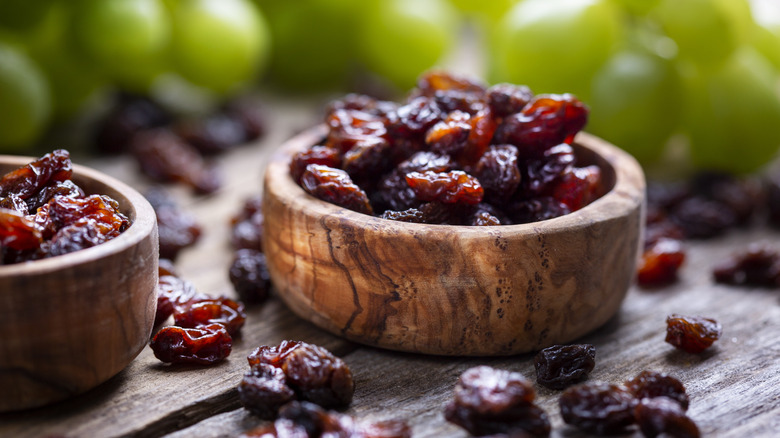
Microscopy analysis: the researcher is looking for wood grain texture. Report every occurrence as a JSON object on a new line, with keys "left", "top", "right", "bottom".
{"left": 0, "top": 158, "right": 158, "bottom": 412}
{"left": 0, "top": 93, "right": 777, "bottom": 438}
{"left": 262, "top": 128, "right": 646, "bottom": 355}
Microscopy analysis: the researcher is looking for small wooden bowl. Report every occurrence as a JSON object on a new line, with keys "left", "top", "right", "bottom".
{"left": 263, "top": 127, "right": 645, "bottom": 356}
{"left": 0, "top": 156, "right": 158, "bottom": 412}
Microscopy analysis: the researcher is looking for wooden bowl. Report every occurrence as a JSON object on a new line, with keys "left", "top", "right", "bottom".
{"left": 0, "top": 156, "right": 158, "bottom": 412}
{"left": 263, "top": 127, "right": 645, "bottom": 356}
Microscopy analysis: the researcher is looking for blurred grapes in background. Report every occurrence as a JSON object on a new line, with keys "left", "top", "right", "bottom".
{"left": 1, "top": 0, "right": 780, "bottom": 176}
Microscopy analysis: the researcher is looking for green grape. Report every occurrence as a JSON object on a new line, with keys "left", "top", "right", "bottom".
{"left": 683, "top": 47, "right": 780, "bottom": 174}
{"left": 751, "top": 0, "right": 780, "bottom": 71}
{"left": 255, "top": 0, "right": 359, "bottom": 91}
{"left": 70, "top": 0, "right": 170, "bottom": 91}
{"left": 0, "top": 42, "right": 50, "bottom": 151}
{"left": 356, "top": 0, "right": 459, "bottom": 90}
{"left": 449, "top": 0, "right": 517, "bottom": 21}
{"left": 25, "top": 4, "right": 105, "bottom": 117}
{"left": 588, "top": 49, "right": 681, "bottom": 165}
{"left": 650, "top": 0, "right": 753, "bottom": 68}
{"left": 609, "top": 0, "right": 660, "bottom": 16}
{"left": 170, "top": 0, "right": 270, "bottom": 94}
{"left": 0, "top": 0, "right": 57, "bottom": 33}
{"left": 490, "top": 0, "right": 623, "bottom": 99}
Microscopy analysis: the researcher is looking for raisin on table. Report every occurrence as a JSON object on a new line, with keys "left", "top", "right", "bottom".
{"left": 665, "top": 314, "right": 722, "bottom": 354}
{"left": 624, "top": 370, "right": 689, "bottom": 410}
{"left": 239, "top": 363, "right": 296, "bottom": 420}
{"left": 444, "top": 365, "right": 551, "bottom": 437}
{"left": 712, "top": 242, "right": 780, "bottom": 288}
{"left": 229, "top": 249, "right": 272, "bottom": 304}
{"left": 637, "top": 238, "right": 686, "bottom": 287}
{"left": 155, "top": 274, "right": 206, "bottom": 326}
{"left": 230, "top": 194, "right": 264, "bottom": 251}
{"left": 150, "top": 323, "right": 232, "bottom": 365}
{"left": 173, "top": 297, "right": 246, "bottom": 337}
{"left": 559, "top": 383, "right": 637, "bottom": 435}
{"left": 635, "top": 397, "right": 700, "bottom": 438}
{"left": 534, "top": 344, "right": 596, "bottom": 390}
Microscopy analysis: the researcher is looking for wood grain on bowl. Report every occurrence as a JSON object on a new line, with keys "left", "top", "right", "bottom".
{"left": 263, "top": 127, "right": 645, "bottom": 356}
{"left": 0, "top": 156, "right": 158, "bottom": 412}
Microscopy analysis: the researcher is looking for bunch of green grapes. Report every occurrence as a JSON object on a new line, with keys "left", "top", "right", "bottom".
{"left": 489, "top": 0, "right": 780, "bottom": 174}
{"left": 0, "top": 0, "right": 270, "bottom": 152}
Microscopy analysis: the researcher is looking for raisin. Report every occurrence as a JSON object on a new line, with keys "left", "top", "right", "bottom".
{"left": 635, "top": 397, "right": 700, "bottom": 438}
{"left": 712, "top": 242, "right": 780, "bottom": 288}
{"left": 175, "top": 112, "right": 250, "bottom": 155}
{"left": 624, "top": 371, "right": 689, "bottom": 410}
{"left": 444, "top": 366, "right": 551, "bottom": 437}
{"left": 425, "top": 110, "right": 472, "bottom": 158}
{"left": 396, "top": 151, "right": 457, "bottom": 174}
{"left": 552, "top": 165, "right": 603, "bottom": 211}
{"left": 0, "top": 149, "right": 72, "bottom": 200}
{"left": 230, "top": 194, "right": 264, "bottom": 251}
{"left": 0, "top": 193, "right": 28, "bottom": 215}
{"left": 357, "top": 420, "right": 413, "bottom": 438}
{"left": 386, "top": 96, "right": 443, "bottom": 141}
{"left": 342, "top": 137, "right": 393, "bottom": 189}
{"left": 470, "top": 211, "right": 501, "bottom": 226}
{"left": 665, "top": 314, "right": 722, "bottom": 354}
{"left": 300, "top": 165, "right": 373, "bottom": 215}
{"left": 405, "top": 170, "right": 483, "bottom": 205}
{"left": 487, "top": 83, "right": 534, "bottom": 119}
{"left": 473, "top": 144, "right": 521, "bottom": 203}
{"left": 291, "top": 145, "right": 343, "bottom": 184}
{"left": 462, "top": 108, "right": 497, "bottom": 164}
{"left": 229, "top": 249, "right": 272, "bottom": 304}
{"left": 688, "top": 171, "right": 759, "bottom": 225}
{"left": 559, "top": 383, "right": 637, "bottom": 435}
{"left": 670, "top": 197, "right": 736, "bottom": 239}
{"left": 637, "top": 238, "right": 686, "bottom": 287}
{"left": 414, "top": 70, "right": 487, "bottom": 97}
{"left": 534, "top": 344, "right": 596, "bottom": 390}
{"left": 248, "top": 341, "right": 354, "bottom": 409}
{"left": 506, "top": 197, "right": 571, "bottom": 224}
{"left": 494, "top": 94, "right": 588, "bottom": 152}
{"left": 24, "top": 179, "right": 84, "bottom": 214}
{"left": 131, "top": 129, "right": 222, "bottom": 194}
{"left": 150, "top": 323, "right": 232, "bottom": 365}
{"left": 325, "top": 93, "right": 398, "bottom": 118}
{"left": 94, "top": 93, "right": 171, "bottom": 155}
{"left": 239, "top": 363, "right": 296, "bottom": 419}
{"left": 174, "top": 297, "right": 246, "bottom": 337}
{"left": 145, "top": 187, "right": 202, "bottom": 260}
{"left": 223, "top": 98, "right": 266, "bottom": 141}
{"left": 326, "top": 109, "right": 389, "bottom": 153}
{"left": 767, "top": 172, "right": 780, "bottom": 228}
{"left": 156, "top": 275, "right": 206, "bottom": 326}
{"left": 521, "top": 143, "right": 575, "bottom": 196}
{"left": 0, "top": 208, "right": 42, "bottom": 251}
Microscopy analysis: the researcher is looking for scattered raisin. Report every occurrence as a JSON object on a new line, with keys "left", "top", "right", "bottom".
{"left": 665, "top": 314, "right": 722, "bottom": 354}
{"left": 150, "top": 323, "right": 232, "bottom": 365}
{"left": 155, "top": 274, "right": 206, "bottom": 326}
{"left": 637, "top": 238, "right": 686, "bottom": 287}
{"left": 173, "top": 297, "right": 246, "bottom": 337}
{"left": 534, "top": 344, "right": 596, "bottom": 390}
{"left": 247, "top": 340, "right": 354, "bottom": 409}
{"left": 559, "top": 383, "right": 637, "bottom": 435}
{"left": 239, "top": 363, "right": 296, "bottom": 419}
{"left": 230, "top": 194, "right": 264, "bottom": 251}
{"left": 635, "top": 397, "right": 700, "bottom": 438}
{"left": 176, "top": 99, "right": 265, "bottom": 155}
{"left": 444, "top": 366, "right": 551, "bottom": 437}
{"left": 229, "top": 249, "right": 272, "bottom": 304}
{"left": 712, "top": 242, "right": 780, "bottom": 288}
{"left": 300, "top": 165, "right": 373, "bottom": 215}
{"left": 144, "top": 187, "right": 202, "bottom": 260}
{"left": 624, "top": 370, "right": 689, "bottom": 411}
{"left": 94, "top": 93, "right": 171, "bottom": 155}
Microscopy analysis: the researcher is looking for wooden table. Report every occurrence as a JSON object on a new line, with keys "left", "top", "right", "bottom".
{"left": 1, "top": 92, "right": 779, "bottom": 438}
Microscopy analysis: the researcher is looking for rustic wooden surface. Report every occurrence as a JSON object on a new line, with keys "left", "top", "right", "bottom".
{"left": 0, "top": 91, "right": 779, "bottom": 438}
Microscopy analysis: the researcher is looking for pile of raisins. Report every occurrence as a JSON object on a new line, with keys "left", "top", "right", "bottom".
{"left": 1, "top": 150, "right": 130, "bottom": 264}
{"left": 240, "top": 401, "right": 410, "bottom": 438}
{"left": 291, "top": 71, "right": 604, "bottom": 225}
{"left": 560, "top": 370, "right": 699, "bottom": 437}
{"left": 665, "top": 314, "right": 722, "bottom": 354}
{"left": 228, "top": 195, "right": 272, "bottom": 304}
{"left": 94, "top": 93, "right": 264, "bottom": 194}
{"left": 150, "top": 263, "right": 246, "bottom": 365}
{"left": 444, "top": 365, "right": 551, "bottom": 437}
{"left": 238, "top": 340, "right": 354, "bottom": 419}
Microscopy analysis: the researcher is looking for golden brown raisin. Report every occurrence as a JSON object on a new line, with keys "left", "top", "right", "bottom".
{"left": 665, "top": 314, "right": 722, "bottom": 354}
{"left": 300, "top": 165, "right": 373, "bottom": 215}
{"left": 624, "top": 370, "right": 689, "bottom": 410}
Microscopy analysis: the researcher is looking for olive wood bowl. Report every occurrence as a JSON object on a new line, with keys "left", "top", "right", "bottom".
{"left": 263, "top": 127, "right": 645, "bottom": 356}
{"left": 0, "top": 156, "right": 158, "bottom": 412}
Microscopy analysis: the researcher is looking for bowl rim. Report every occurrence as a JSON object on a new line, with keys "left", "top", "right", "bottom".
{"left": 0, "top": 155, "right": 157, "bottom": 276}
{"left": 266, "top": 125, "right": 645, "bottom": 237}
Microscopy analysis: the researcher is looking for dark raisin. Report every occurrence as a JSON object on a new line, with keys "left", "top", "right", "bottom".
{"left": 670, "top": 197, "right": 736, "bottom": 239}
{"left": 131, "top": 129, "right": 222, "bottom": 194}
{"left": 506, "top": 197, "right": 571, "bottom": 224}
{"left": 150, "top": 323, "right": 232, "bottom": 365}
{"left": 229, "top": 249, "right": 272, "bottom": 304}
{"left": 444, "top": 366, "right": 551, "bottom": 437}
{"left": 425, "top": 110, "right": 472, "bottom": 159}
{"left": 473, "top": 144, "right": 521, "bottom": 203}
{"left": 405, "top": 170, "right": 483, "bottom": 205}
{"left": 342, "top": 137, "right": 393, "bottom": 189}
{"left": 487, "top": 83, "right": 534, "bottom": 119}
{"left": 521, "top": 143, "right": 575, "bottom": 196}
{"left": 175, "top": 112, "right": 249, "bottom": 155}
{"left": 291, "top": 145, "right": 343, "bottom": 184}
{"left": 300, "top": 165, "right": 373, "bottom": 215}
{"left": 94, "top": 93, "right": 171, "bottom": 155}
{"left": 0, "top": 149, "right": 72, "bottom": 200}
{"left": 386, "top": 96, "right": 443, "bottom": 141}
{"left": 767, "top": 172, "right": 780, "bottom": 228}
{"left": 247, "top": 340, "right": 354, "bottom": 409}
{"left": 551, "top": 165, "right": 603, "bottom": 211}
{"left": 534, "top": 344, "right": 596, "bottom": 390}
{"left": 665, "top": 314, "right": 722, "bottom": 354}
{"left": 635, "top": 397, "right": 700, "bottom": 438}
{"left": 156, "top": 275, "right": 206, "bottom": 326}
{"left": 559, "top": 383, "right": 637, "bottom": 435}
{"left": 144, "top": 187, "right": 202, "bottom": 260}
{"left": 174, "top": 297, "right": 246, "bottom": 337}
{"left": 325, "top": 109, "right": 389, "bottom": 153}
{"left": 24, "top": 180, "right": 84, "bottom": 214}
{"left": 325, "top": 93, "right": 398, "bottom": 118}
{"left": 688, "top": 171, "right": 760, "bottom": 225}
{"left": 239, "top": 363, "right": 295, "bottom": 419}
{"left": 712, "top": 242, "right": 780, "bottom": 288}
{"left": 470, "top": 211, "right": 501, "bottom": 226}
{"left": 624, "top": 371, "right": 689, "bottom": 410}
{"left": 637, "top": 238, "right": 686, "bottom": 287}
{"left": 494, "top": 94, "right": 588, "bottom": 152}
{"left": 230, "top": 195, "right": 264, "bottom": 251}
